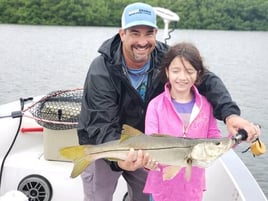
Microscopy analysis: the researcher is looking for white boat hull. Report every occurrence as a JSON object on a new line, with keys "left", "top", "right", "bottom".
{"left": 0, "top": 99, "right": 267, "bottom": 201}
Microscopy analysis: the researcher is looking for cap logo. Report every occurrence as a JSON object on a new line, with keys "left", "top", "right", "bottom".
{"left": 128, "top": 9, "right": 152, "bottom": 16}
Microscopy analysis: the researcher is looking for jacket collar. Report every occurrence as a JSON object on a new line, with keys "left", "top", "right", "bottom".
{"left": 164, "top": 83, "right": 203, "bottom": 108}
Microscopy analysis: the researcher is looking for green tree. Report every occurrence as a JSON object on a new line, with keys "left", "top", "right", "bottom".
{"left": 0, "top": 0, "right": 267, "bottom": 31}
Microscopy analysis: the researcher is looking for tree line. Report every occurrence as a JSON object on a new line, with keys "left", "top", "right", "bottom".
{"left": 0, "top": 0, "right": 267, "bottom": 31}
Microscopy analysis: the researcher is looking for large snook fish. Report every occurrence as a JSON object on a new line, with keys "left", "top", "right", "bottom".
{"left": 60, "top": 125, "right": 234, "bottom": 180}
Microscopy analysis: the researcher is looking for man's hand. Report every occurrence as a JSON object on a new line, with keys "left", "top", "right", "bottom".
{"left": 144, "top": 158, "right": 159, "bottom": 171}
{"left": 117, "top": 148, "right": 149, "bottom": 171}
{"left": 226, "top": 115, "right": 261, "bottom": 142}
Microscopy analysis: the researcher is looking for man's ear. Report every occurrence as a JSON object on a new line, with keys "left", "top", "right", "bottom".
{"left": 119, "top": 28, "right": 126, "bottom": 42}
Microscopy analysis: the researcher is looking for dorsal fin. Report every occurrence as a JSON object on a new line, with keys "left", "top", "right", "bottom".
{"left": 120, "top": 124, "right": 143, "bottom": 142}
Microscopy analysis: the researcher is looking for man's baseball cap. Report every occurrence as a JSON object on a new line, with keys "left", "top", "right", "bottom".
{"left": 121, "top": 2, "right": 157, "bottom": 30}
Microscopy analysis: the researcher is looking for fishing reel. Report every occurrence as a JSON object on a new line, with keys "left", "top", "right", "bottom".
{"left": 233, "top": 126, "right": 266, "bottom": 156}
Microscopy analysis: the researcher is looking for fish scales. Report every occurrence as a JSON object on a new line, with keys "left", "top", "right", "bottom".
{"left": 60, "top": 125, "right": 233, "bottom": 178}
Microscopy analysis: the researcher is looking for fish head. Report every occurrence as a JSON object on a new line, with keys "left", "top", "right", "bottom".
{"left": 190, "top": 137, "right": 233, "bottom": 167}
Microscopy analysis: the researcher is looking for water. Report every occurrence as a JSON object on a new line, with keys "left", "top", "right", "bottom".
{"left": 0, "top": 24, "right": 268, "bottom": 197}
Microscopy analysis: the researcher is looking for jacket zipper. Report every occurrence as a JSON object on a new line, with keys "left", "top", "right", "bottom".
{"left": 183, "top": 125, "right": 189, "bottom": 137}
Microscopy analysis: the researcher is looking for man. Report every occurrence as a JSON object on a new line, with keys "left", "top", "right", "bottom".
{"left": 78, "top": 2, "right": 260, "bottom": 201}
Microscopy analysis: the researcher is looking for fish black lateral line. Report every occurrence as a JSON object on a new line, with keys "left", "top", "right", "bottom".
{"left": 60, "top": 124, "right": 233, "bottom": 180}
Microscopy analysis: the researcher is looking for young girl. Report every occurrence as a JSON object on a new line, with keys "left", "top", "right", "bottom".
{"left": 143, "top": 42, "right": 221, "bottom": 201}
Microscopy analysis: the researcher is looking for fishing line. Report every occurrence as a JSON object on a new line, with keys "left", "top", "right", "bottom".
{"left": 164, "top": 21, "right": 178, "bottom": 44}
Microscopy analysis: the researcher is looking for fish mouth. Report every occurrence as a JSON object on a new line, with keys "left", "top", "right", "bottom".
{"left": 224, "top": 138, "right": 235, "bottom": 150}
{"left": 215, "top": 138, "right": 233, "bottom": 153}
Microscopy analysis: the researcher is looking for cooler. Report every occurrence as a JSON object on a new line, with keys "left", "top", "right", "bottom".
{"left": 43, "top": 128, "right": 79, "bottom": 161}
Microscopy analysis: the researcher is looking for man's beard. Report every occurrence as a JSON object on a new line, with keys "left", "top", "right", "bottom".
{"left": 131, "top": 44, "right": 151, "bottom": 63}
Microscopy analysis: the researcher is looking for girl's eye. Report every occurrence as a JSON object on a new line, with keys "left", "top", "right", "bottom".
{"left": 186, "top": 69, "right": 196, "bottom": 74}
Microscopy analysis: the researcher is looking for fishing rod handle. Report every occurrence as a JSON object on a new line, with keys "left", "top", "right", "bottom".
{"left": 233, "top": 124, "right": 261, "bottom": 144}
{"left": 233, "top": 129, "right": 248, "bottom": 143}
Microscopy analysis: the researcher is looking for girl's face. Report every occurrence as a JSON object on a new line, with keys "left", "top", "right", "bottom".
{"left": 166, "top": 56, "right": 198, "bottom": 95}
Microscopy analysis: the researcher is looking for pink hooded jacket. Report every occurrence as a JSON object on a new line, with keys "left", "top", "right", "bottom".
{"left": 143, "top": 83, "right": 221, "bottom": 201}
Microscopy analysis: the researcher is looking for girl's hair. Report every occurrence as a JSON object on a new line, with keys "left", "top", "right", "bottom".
{"left": 160, "top": 42, "right": 207, "bottom": 85}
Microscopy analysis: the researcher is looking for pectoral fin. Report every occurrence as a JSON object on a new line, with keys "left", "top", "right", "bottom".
{"left": 162, "top": 166, "right": 182, "bottom": 181}
{"left": 162, "top": 164, "right": 193, "bottom": 182}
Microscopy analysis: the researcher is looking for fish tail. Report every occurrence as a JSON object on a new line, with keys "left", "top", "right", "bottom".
{"left": 59, "top": 145, "right": 94, "bottom": 178}
{"left": 59, "top": 145, "right": 89, "bottom": 160}
{"left": 71, "top": 156, "right": 92, "bottom": 178}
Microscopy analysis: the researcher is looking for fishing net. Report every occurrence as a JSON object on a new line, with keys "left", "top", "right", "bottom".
{"left": 29, "top": 88, "right": 83, "bottom": 130}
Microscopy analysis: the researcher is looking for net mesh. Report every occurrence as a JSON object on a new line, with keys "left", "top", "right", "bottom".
{"left": 30, "top": 89, "right": 83, "bottom": 130}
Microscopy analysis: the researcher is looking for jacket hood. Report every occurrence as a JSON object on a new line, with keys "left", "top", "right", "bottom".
{"left": 98, "top": 34, "right": 122, "bottom": 65}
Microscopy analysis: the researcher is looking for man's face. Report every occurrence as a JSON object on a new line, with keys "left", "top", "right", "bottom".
{"left": 119, "top": 25, "right": 157, "bottom": 68}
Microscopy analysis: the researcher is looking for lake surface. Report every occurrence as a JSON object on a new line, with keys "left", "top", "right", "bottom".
{"left": 0, "top": 24, "right": 268, "bottom": 197}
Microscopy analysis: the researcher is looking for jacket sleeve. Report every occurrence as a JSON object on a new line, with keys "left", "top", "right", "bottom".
{"left": 207, "top": 104, "right": 222, "bottom": 139}
{"left": 197, "top": 71, "right": 240, "bottom": 121}
{"left": 77, "top": 57, "right": 121, "bottom": 145}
